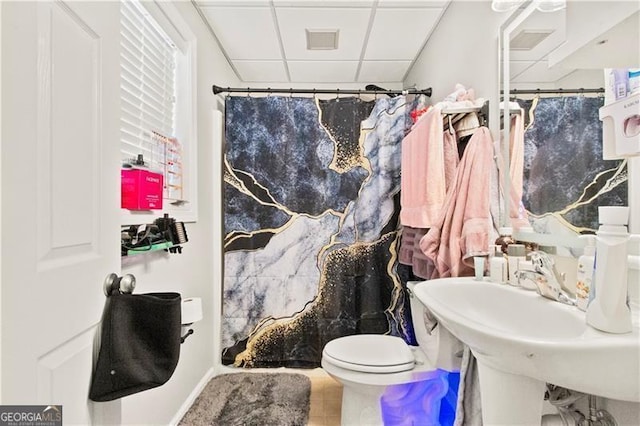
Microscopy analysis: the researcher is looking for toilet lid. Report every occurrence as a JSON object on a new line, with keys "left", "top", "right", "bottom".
{"left": 322, "top": 335, "right": 415, "bottom": 373}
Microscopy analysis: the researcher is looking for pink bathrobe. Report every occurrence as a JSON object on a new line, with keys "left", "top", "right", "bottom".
{"left": 419, "top": 127, "right": 493, "bottom": 278}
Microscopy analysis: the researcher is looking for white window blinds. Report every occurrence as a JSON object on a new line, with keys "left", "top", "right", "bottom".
{"left": 120, "top": 0, "right": 176, "bottom": 171}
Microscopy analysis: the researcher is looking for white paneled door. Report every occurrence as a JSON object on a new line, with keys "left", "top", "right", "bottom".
{"left": 1, "top": 1, "right": 121, "bottom": 423}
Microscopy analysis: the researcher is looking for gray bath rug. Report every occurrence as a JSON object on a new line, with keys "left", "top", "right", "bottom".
{"left": 179, "top": 372, "right": 311, "bottom": 426}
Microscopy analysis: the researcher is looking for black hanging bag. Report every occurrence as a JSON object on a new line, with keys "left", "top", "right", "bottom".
{"left": 89, "top": 292, "right": 182, "bottom": 402}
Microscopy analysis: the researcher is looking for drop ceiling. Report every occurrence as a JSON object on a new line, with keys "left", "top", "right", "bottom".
{"left": 194, "top": 0, "right": 451, "bottom": 84}
{"left": 508, "top": 2, "right": 640, "bottom": 86}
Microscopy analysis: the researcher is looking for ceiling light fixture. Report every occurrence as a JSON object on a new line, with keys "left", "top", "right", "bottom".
{"left": 491, "top": 0, "right": 566, "bottom": 13}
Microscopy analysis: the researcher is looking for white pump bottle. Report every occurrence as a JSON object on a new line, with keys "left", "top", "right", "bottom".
{"left": 586, "top": 206, "right": 632, "bottom": 334}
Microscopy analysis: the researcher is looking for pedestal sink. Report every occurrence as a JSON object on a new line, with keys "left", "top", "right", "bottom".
{"left": 413, "top": 277, "right": 640, "bottom": 425}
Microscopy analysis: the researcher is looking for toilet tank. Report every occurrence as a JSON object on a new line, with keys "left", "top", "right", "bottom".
{"left": 407, "top": 281, "right": 463, "bottom": 372}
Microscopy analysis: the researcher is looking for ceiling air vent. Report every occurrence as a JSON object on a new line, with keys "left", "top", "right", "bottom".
{"left": 306, "top": 29, "right": 339, "bottom": 50}
{"left": 510, "top": 29, "right": 553, "bottom": 50}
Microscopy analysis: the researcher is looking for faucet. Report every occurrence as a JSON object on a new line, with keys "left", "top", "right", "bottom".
{"left": 515, "top": 251, "right": 576, "bottom": 306}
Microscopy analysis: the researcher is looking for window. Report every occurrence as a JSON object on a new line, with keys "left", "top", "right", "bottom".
{"left": 120, "top": 0, "right": 197, "bottom": 224}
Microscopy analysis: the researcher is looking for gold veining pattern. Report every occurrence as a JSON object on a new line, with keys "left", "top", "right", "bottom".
{"left": 523, "top": 97, "right": 628, "bottom": 234}
{"left": 223, "top": 155, "right": 345, "bottom": 250}
{"left": 316, "top": 98, "right": 369, "bottom": 174}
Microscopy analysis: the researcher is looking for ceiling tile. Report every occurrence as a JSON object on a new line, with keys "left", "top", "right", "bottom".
{"left": 364, "top": 8, "right": 443, "bottom": 60}
{"left": 200, "top": 6, "right": 281, "bottom": 60}
{"left": 288, "top": 61, "right": 359, "bottom": 82}
{"left": 509, "top": 8, "right": 566, "bottom": 63}
{"left": 509, "top": 60, "right": 536, "bottom": 80}
{"left": 197, "top": 1, "right": 270, "bottom": 5}
{"left": 275, "top": 7, "right": 371, "bottom": 60}
{"left": 233, "top": 61, "right": 288, "bottom": 82}
{"left": 377, "top": 0, "right": 450, "bottom": 7}
{"left": 273, "top": 0, "right": 374, "bottom": 5}
{"left": 511, "top": 60, "right": 574, "bottom": 84}
{"left": 358, "top": 60, "right": 411, "bottom": 82}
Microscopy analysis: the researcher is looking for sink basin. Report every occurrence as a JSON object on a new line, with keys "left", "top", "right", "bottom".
{"left": 413, "top": 277, "right": 640, "bottom": 403}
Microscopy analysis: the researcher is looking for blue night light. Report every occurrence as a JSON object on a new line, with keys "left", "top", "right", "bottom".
{"left": 380, "top": 369, "right": 460, "bottom": 426}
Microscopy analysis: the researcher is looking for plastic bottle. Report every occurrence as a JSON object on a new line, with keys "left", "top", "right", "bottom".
{"left": 610, "top": 69, "right": 629, "bottom": 100}
{"left": 576, "top": 235, "right": 596, "bottom": 311}
{"left": 586, "top": 206, "right": 632, "bottom": 334}
{"left": 490, "top": 245, "right": 508, "bottom": 284}
{"left": 507, "top": 244, "right": 526, "bottom": 286}
{"left": 628, "top": 68, "right": 640, "bottom": 95}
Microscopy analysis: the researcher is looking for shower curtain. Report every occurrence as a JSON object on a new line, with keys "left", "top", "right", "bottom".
{"left": 222, "top": 95, "right": 418, "bottom": 368}
{"left": 517, "top": 96, "right": 627, "bottom": 234}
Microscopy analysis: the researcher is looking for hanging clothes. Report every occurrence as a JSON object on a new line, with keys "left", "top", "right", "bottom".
{"left": 400, "top": 107, "right": 451, "bottom": 228}
{"left": 399, "top": 108, "right": 460, "bottom": 278}
{"left": 507, "top": 109, "right": 530, "bottom": 229}
{"left": 419, "top": 127, "right": 494, "bottom": 279}
{"left": 398, "top": 225, "right": 433, "bottom": 279}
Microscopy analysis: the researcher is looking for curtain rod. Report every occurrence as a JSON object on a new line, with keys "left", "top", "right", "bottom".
{"left": 212, "top": 84, "right": 432, "bottom": 97}
{"left": 500, "top": 87, "right": 605, "bottom": 95}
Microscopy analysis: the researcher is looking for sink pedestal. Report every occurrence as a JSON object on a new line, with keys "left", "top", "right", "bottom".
{"left": 477, "top": 360, "right": 546, "bottom": 425}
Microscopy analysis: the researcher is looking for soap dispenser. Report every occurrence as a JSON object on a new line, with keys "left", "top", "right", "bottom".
{"left": 576, "top": 235, "right": 596, "bottom": 311}
{"left": 586, "top": 206, "right": 632, "bottom": 334}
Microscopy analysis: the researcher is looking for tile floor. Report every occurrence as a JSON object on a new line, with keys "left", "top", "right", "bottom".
{"left": 307, "top": 373, "right": 343, "bottom": 426}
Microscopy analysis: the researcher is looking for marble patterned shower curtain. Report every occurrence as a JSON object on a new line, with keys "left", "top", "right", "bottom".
{"left": 222, "top": 95, "right": 415, "bottom": 368}
{"left": 518, "top": 96, "right": 627, "bottom": 234}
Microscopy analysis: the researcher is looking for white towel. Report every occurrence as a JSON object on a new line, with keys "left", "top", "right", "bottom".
{"left": 454, "top": 346, "right": 483, "bottom": 426}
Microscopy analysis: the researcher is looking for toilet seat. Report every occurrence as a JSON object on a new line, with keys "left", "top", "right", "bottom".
{"left": 322, "top": 334, "right": 415, "bottom": 373}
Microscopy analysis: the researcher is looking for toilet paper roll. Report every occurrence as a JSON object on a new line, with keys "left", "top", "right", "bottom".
{"left": 181, "top": 297, "right": 203, "bottom": 325}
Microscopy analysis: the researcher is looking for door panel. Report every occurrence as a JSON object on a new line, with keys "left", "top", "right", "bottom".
{"left": 37, "top": 326, "right": 98, "bottom": 424}
{"left": 36, "top": 1, "right": 102, "bottom": 269}
{"left": 1, "top": 2, "right": 121, "bottom": 423}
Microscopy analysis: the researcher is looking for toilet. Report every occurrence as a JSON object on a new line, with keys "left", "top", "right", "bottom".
{"left": 321, "top": 281, "right": 463, "bottom": 425}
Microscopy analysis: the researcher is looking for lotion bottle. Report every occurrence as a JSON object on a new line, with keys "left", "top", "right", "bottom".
{"left": 490, "top": 245, "right": 507, "bottom": 284}
{"left": 586, "top": 206, "right": 632, "bottom": 334}
{"left": 576, "top": 235, "right": 596, "bottom": 311}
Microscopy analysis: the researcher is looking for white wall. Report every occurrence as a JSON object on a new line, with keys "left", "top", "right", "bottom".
{"left": 404, "top": 0, "right": 504, "bottom": 138}
{"left": 119, "top": 2, "right": 238, "bottom": 425}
